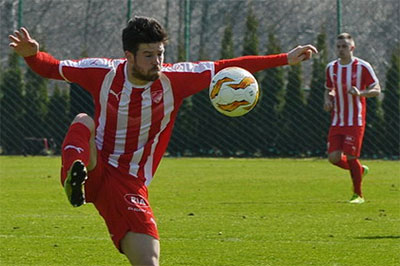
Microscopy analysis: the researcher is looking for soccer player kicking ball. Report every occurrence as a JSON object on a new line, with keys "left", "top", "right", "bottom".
{"left": 324, "top": 33, "right": 381, "bottom": 204}
{"left": 9, "top": 16, "right": 317, "bottom": 265}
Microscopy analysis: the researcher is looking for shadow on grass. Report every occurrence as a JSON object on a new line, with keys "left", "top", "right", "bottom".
{"left": 355, "top": 236, "right": 400, "bottom": 240}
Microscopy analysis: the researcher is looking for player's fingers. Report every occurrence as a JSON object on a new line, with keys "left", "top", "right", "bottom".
{"left": 303, "top": 50, "right": 312, "bottom": 60}
{"left": 14, "top": 30, "right": 24, "bottom": 41}
{"left": 298, "top": 53, "right": 306, "bottom": 61}
{"left": 303, "top": 44, "right": 318, "bottom": 54}
{"left": 20, "top": 27, "right": 31, "bottom": 40}
{"left": 9, "top": 34, "right": 20, "bottom": 43}
{"left": 9, "top": 42, "right": 17, "bottom": 48}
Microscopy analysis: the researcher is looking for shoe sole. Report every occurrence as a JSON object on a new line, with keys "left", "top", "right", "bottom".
{"left": 64, "top": 160, "right": 87, "bottom": 207}
{"left": 362, "top": 165, "right": 369, "bottom": 177}
{"left": 349, "top": 199, "right": 365, "bottom": 204}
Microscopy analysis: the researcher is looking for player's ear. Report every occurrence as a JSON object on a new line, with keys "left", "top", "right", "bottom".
{"left": 125, "top": 50, "right": 135, "bottom": 63}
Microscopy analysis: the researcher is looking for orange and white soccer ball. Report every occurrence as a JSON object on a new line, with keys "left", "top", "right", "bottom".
{"left": 209, "top": 67, "right": 259, "bottom": 117}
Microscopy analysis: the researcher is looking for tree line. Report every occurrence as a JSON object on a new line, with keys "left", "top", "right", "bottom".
{"left": 0, "top": 10, "right": 399, "bottom": 159}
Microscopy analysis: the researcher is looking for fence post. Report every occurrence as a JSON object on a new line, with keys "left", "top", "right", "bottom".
{"left": 337, "top": 0, "right": 342, "bottom": 34}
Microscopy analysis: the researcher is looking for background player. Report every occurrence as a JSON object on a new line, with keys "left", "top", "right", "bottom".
{"left": 9, "top": 16, "right": 317, "bottom": 265}
{"left": 324, "top": 33, "right": 381, "bottom": 204}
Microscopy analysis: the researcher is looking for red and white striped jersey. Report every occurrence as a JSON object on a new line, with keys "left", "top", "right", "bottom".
{"left": 25, "top": 52, "right": 287, "bottom": 185}
{"left": 325, "top": 57, "right": 379, "bottom": 127}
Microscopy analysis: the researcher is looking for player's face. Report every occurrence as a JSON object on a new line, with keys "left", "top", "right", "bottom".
{"left": 336, "top": 39, "right": 354, "bottom": 61}
{"left": 129, "top": 42, "right": 165, "bottom": 82}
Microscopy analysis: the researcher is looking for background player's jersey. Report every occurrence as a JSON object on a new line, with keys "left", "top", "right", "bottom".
{"left": 25, "top": 52, "right": 287, "bottom": 185}
{"left": 325, "top": 57, "right": 379, "bottom": 127}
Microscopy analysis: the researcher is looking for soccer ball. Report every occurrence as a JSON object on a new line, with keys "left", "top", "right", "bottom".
{"left": 209, "top": 67, "right": 259, "bottom": 117}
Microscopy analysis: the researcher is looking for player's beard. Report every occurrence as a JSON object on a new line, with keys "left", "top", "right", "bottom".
{"left": 132, "top": 64, "right": 161, "bottom": 82}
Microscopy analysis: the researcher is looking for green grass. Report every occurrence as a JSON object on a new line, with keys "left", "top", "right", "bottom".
{"left": 0, "top": 156, "right": 399, "bottom": 265}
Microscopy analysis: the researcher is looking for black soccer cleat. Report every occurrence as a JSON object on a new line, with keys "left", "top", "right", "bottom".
{"left": 64, "top": 160, "right": 88, "bottom": 207}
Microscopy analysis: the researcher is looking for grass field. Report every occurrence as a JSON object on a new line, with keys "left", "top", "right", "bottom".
{"left": 0, "top": 156, "right": 399, "bottom": 265}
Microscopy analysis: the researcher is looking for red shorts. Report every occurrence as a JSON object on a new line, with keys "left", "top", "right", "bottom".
{"left": 84, "top": 153, "right": 159, "bottom": 252}
{"left": 327, "top": 126, "right": 365, "bottom": 157}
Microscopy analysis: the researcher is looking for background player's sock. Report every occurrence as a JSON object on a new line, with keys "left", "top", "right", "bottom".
{"left": 348, "top": 158, "right": 363, "bottom": 197}
{"left": 60, "top": 123, "right": 91, "bottom": 185}
{"left": 334, "top": 154, "right": 350, "bottom": 170}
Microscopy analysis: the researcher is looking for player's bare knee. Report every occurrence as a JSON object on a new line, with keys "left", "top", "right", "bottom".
{"left": 121, "top": 232, "right": 160, "bottom": 266}
{"left": 136, "top": 254, "right": 159, "bottom": 266}
{"left": 328, "top": 153, "right": 341, "bottom": 164}
{"left": 71, "top": 113, "right": 95, "bottom": 132}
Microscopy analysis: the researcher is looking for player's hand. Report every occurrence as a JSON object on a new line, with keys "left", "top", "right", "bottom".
{"left": 347, "top": 86, "right": 361, "bottom": 96}
{"left": 9, "top": 27, "right": 39, "bottom": 57}
{"left": 324, "top": 100, "right": 333, "bottom": 112}
{"left": 287, "top": 45, "right": 318, "bottom": 65}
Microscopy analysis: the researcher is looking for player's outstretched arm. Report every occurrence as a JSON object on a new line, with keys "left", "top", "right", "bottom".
{"left": 287, "top": 45, "right": 318, "bottom": 65}
{"left": 9, "top": 27, "right": 39, "bottom": 57}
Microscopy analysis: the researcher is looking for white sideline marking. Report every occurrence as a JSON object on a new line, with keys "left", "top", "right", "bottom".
{"left": 0, "top": 234, "right": 108, "bottom": 241}
{"left": 13, "top": 214, "right": 92, "bottom": 218}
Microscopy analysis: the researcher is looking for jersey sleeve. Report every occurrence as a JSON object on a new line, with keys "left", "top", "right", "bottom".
{"left": 214, "top": 54, "right": 288, "bottom": 73}
{"left": 361, "top": 63, "right": 379, "bottom": 89}
{"left": 162, "top": 61, "right": 215, "bottom": 99}
{"left": 24, "top": 51, "right": 64, "bottom": 80}
{"left": 59, "top": 58, "right": 117, "bottom": 93}
{"left": 24, "top": 52, "right": 113, "bottom": 94}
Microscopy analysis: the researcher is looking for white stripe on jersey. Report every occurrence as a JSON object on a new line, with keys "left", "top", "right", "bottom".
{"left": 143, "top": 73, "right": 174, "bottom": 186}
{"left": 356, "top": 63, "right": 363, "bottom": 126}
{"left": 162, "top": 61, "right": 215, "bottom": 74}
{"left": 129, "top": 87, "right": 153, "bottom": 176}
{"left": 337, "top": 65, "right": 345, "bottom": 126}
{"left": 346, "top": 65, "right": 354, "bottom": 126}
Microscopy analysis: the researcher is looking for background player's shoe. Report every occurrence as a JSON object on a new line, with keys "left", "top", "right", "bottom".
{"left": 349, "top": 193, "right": 365, "bottom": 204}
{"left": 362, "top": 165, "right": 369, "bottom": 177}
{"left": 64, "top": 160, "right": 87, "bottom": 207}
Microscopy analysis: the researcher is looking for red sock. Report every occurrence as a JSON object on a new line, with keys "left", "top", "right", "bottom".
{"left": 334, "top": 154, "right": 350, "bottom": 170}
{"left": 348, "top": 158, "right": 363, "bottom": 197}
{"left": 60, "top": 123, "right": 91, "bottom": 186}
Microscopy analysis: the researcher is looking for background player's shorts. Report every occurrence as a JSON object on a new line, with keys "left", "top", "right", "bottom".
{"left": 84, "top": 153, "right": 159, "bottom": 252}
{"left": 327, "top": 126, "right": 365, "bottom": 157}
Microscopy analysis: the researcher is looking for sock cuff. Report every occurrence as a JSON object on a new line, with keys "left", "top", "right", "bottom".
{"left": 68, "top": 122, "right": 92, "bottom": 139}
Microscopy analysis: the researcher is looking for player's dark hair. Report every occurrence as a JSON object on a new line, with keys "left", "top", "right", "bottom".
{"left": 337, "top": 32, "right": 355, "bottom": 47}
{"left": 122, "top": 16, "right": 168, "bottom": 54}
{"left": 337, "top": 32, "right": 353, "bottom": 41}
